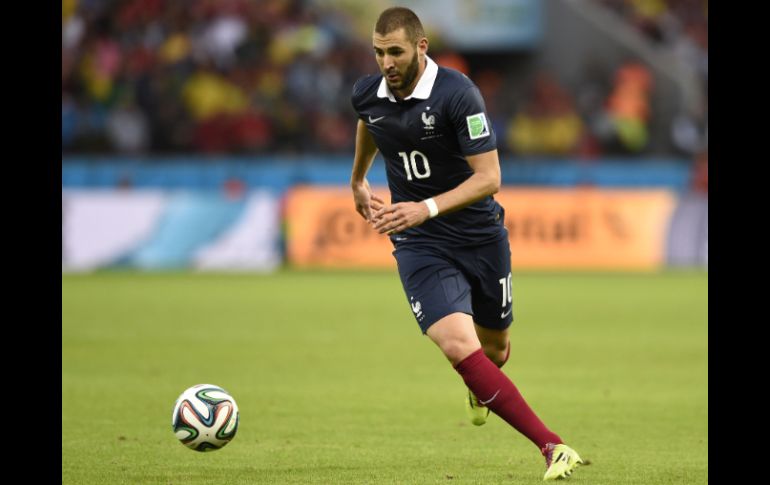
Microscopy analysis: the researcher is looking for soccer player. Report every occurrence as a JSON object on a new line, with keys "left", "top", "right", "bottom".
{"left": 349, "top": 7, "right": 583, "bottom": 481}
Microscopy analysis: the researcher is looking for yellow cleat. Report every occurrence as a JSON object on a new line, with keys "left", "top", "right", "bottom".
{"left": 543, "top": 443, "right": 583, "bottom": 480}
{"left": 465, "top": 388, "right": 490, "bottom": 426}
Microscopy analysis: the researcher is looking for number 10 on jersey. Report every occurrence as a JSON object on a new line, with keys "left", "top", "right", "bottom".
{"left": 399, "top": 151, "right": 431, "bottom": 181}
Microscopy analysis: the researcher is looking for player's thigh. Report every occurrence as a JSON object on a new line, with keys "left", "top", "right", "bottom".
{"left": 467, "top": 237, "right": 514, "bottom": 331}
{"left": 393, "top": 245, "right": 473, "bottom": 334}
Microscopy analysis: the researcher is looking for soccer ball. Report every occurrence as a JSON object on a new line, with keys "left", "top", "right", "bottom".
{"left": 171, "top": 384, "right": 239, "bottom": 452}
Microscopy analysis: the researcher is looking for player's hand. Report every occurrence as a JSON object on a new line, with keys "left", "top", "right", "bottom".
{"left": 351, "top": 179, "right": 385, "bottom": 222}
{"left": 372, "top": 201, "right": 430, "bottom": 235}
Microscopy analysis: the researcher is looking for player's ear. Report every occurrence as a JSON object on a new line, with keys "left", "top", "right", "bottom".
{"left": 417, "top": 37, "right": 428, "bottom": 55}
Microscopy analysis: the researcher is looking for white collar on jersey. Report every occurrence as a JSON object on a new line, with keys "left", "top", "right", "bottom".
{"left": 377, "top": 55, "right": 438, "bottom": 103}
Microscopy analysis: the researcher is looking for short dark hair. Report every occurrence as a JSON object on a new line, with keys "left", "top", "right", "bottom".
{"left": 374, "top": 7, "right": 425, "bottom": 44}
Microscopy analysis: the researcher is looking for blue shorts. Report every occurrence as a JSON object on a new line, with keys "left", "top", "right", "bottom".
{"left": 393, "top": 236, "right": 514, "bottom": 334}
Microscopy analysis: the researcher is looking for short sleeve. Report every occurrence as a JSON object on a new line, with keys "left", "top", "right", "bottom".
{"left": 449, "top": 85, "right": 497, "bottom": 156}
{"left": 351, "top": 75, "right": 376, "bottom": 119}
{"left": 351, "top": 79, "right": 363, "bottom": 116}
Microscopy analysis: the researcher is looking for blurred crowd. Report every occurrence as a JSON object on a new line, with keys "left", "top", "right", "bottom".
{"left": 596, "top": 0, "right": 707, "bottom": 156}
{"left": 497, "top": 0, "right": 706, "bottom": 159}
{"left": 62, "top": 0, "right": 706, "bottom": 160}
{"left": 597, "top": 0, "right": 707, "bottom": 193}
{"left": 62, "top": 0, "right": 374, "bottom": 155}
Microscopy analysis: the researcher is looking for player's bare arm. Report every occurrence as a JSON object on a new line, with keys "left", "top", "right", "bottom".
{"left": 372, "top": 149, "right": 501, "bottom": 235}
{"left": 350, "top": 119, "right": 385, "bottom": 222}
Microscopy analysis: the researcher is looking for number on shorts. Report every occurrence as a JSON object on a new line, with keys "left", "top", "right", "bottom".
{"left": 498, "top": 272, "right": 512, "bottom": 307}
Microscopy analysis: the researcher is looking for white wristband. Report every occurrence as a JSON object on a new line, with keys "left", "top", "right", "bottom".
{"left": 424, "top": 198, "right": 439, "bottom": 218}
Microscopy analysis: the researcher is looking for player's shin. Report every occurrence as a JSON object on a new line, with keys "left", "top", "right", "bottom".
{"left": 454, "top": 348, "right": 562, "bottom": 450}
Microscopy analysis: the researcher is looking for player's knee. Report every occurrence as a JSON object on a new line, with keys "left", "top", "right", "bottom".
{"left": 482, "top": 341, "right": 509, "bottom": 367}
{"left": 440, "top": 337, "right": 481, "bottom": 366}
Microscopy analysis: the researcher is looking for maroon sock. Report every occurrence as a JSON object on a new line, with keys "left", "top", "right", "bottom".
{"left": 456, "top": 348, "right": 562, "bottom": 451}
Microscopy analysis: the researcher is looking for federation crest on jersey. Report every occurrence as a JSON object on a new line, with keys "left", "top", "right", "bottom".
{"left": 421, "top": 111, "right": 436, "bottom": 130}
{"left": 466, "top": 112, "right": 490, "bottom": 140}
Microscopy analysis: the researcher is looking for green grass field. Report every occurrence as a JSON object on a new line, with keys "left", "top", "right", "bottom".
{"left": 62, "top": 270, "right": 707, "bottom": 485}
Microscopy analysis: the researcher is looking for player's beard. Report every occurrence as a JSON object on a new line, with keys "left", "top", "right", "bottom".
{"left": 387, "top": 51, "right": 420, "bottom": 92}
{"left": 399, "top": 51, "right": 420, "bottom": 91}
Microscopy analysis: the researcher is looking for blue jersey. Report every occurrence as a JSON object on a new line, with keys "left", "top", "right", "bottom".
{"left": 351, "top": 56, "right": 506, "bottom": 246}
